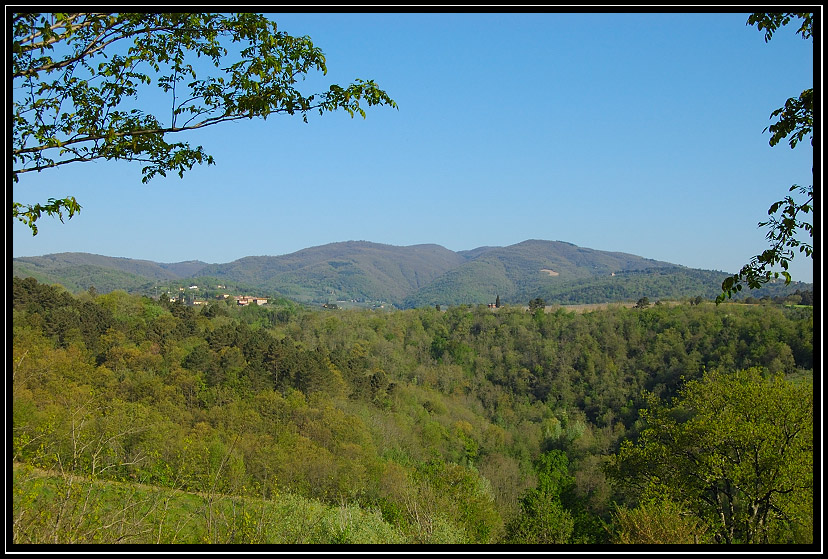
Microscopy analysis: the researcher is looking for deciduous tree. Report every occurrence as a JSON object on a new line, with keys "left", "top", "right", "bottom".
{"left": 607, "top": 368, "right": 813, "bottom": 544}
{"left": 504, "top": 450, "right": 576, "bottom": 544}
{"left": 719, "top": 13, "right": 813, "bottom": 302}
{"left": 528, "top": 297, "right": 546, "bottom": 313}
{"left": 12, "top": 12, "right": 396, "bottom": 233}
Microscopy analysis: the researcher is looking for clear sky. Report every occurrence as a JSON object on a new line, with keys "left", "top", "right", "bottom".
{"left": 11, "top": 11, "right": 816, "bottom": 283}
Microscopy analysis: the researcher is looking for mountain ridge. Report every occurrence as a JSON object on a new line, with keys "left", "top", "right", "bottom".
{"left": 12, "top": 239, "right": 810, "bottom": 307}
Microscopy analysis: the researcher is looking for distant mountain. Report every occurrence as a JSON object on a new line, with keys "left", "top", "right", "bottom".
{"left": 12, "top": 240, "right": 812, "bottom": 307}
{"left": 401, "top": 239, "right": 678, "bottom": 308}
{"left": 195, "top": 241, "right": 468, "bottom": 303}
{"left": 12, "top": 252, "right": 210, "bottom": 294}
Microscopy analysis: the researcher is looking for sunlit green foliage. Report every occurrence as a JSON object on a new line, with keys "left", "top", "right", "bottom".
{"left": 12, "top": 276, "right": 812, "bottom": 544}
{"left": 609, "top": 498, "right": 711, "bottom": 544}
{"left": 607, "top": 368, "right": 813, "bottom": 544}
{"left": 720, "top": 13, "right": 813, "bottom": 300}
{"left": 12, "top": 13, "right": 396, "bottom": 233}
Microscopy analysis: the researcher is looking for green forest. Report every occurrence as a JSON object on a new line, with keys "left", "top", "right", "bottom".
{"left": 11, "top": 276, "right": 813, "bottom": 546}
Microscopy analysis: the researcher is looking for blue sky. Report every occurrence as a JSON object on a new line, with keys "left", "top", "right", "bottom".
{"left": 11, "top": 12, "right": 815, "bottom": 283}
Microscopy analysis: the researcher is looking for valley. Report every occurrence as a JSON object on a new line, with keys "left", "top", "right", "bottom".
{"left": 11, "top": 275, "right": 814, "bottom": 544}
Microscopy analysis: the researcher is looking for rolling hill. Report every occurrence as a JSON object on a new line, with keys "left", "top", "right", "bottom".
{"left": 194, "top": 241, "right": 467, "bottom": 304}
{"left": 12, "top": 252, "right": 210, "bottom": 294}
{"left": 12, "top": 240, "right": 812, "bottom": 307}
{"left": 401, "top": 240, "right": 678, "bottom": 307}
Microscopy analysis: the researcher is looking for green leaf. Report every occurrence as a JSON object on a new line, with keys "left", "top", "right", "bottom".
{"left": 12, "top": 12, "right": 396, "bottom": 232}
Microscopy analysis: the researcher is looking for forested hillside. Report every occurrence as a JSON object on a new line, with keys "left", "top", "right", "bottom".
{"left": 12, "top": 253, "right": 210, "bottom": 295}
{"left": 12, "top": 240, "right": 813, "bottom": 308}
{"left": 196, "top": 241, "right": 468, "bottom": 304}
{"left": 11, "top": 276, "right": 813, "bottom": 545}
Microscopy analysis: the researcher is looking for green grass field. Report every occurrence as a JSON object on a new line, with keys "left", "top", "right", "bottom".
{"left": 11, "top": 462, "right": 431, "bottom": 545}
